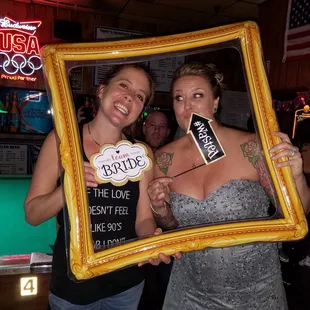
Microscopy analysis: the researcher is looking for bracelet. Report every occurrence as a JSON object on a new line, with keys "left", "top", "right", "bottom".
{"left": 163, "top": 201, "right": 171, "bottom": 209}
{"left": 149, "top": 201, "right": 170, "bottom": 215}
{"left": 149, "top": 203, "right": 162, "bottom": 215}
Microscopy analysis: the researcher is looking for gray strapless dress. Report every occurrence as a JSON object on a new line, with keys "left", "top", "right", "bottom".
{"left": 163, "top": 180, "right": 287, "bottom": 310}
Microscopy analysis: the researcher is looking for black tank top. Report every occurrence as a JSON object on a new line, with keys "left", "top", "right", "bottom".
{"left": 50, "top": 125, "right": 144, "bottom": 305}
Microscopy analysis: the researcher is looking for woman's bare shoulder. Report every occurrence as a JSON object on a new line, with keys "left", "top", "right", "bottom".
{"left": 237, "top": 131, "right": 261, "bottom": 160}
{"left": 222, "top": 128, "right": 260, "bottom": 161}
{"left": 134, "top": 139, "right": 154, "bottom": 158}
{"left": 239, "top": 131, "right": 257, "bottom": 144}
{"left": 156, "top": 134, "right": 189, "bottom": 154}
{"left": 153, "top": 135, "right": 189, "bottom": 177}
{"left": 224, "top": 127, "right": 256, "bottom": 144}
{"left": 42, "top": 129, "right": 58, "bottom": 150}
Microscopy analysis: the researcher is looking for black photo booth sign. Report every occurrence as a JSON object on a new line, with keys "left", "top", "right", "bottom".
{"left": 188, "top": 113, "right": 226, "bottom": 164}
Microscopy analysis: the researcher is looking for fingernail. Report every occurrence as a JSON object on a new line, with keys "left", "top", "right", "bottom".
{"left": 170, "top": 177, "right": 174, "bottom": 181}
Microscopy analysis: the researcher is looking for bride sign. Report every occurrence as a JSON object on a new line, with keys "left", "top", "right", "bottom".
{"left": 90, "top": 141, "right": 152, "bottom": 186}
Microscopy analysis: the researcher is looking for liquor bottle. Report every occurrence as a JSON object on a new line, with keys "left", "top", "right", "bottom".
{"left": 0, "top": 102, "right": 6, "bottom": 133}
{"left": 9, "top": 92, "right": 20, "bottom": 133}
{"left": 4, "top": 93, "right": 11, "bottom": 132}
{"left": 0, "top": 93, "right": 10, "bottom": 133}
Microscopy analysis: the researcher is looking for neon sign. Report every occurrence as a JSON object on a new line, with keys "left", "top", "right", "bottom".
{"left": 0, "top": 17, "right": 42, "bottom": 81}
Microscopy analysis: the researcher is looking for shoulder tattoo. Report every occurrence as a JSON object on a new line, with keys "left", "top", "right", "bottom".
{"left": 240, "top": 137, "right": 260, "bottom": 167}
{"left": 155, "top": 152, "right": 174, "bottom": 175}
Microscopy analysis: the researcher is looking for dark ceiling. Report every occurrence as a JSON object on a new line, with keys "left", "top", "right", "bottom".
{"left": 25, "top": 0, "right": 267, "bottom": 29}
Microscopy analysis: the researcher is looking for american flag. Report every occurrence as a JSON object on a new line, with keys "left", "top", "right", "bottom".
{"left": 283, "top": 0, "right": 310, "bottom": 62}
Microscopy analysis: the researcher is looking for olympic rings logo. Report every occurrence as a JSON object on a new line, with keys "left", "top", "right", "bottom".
{"left": 0, "top": 52, "right": 42, "bottom": 76}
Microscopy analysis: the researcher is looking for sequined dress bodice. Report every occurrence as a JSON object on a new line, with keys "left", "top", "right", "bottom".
{"left": 163, "top": 180, "right": 287, "bottom": 310}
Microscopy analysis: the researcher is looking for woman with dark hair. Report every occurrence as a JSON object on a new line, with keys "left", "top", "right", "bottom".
{"left": 24, "top": 64, "right": 175, "bottom": 309}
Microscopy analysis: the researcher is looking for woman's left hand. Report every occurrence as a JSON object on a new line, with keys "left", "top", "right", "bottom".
{"left": 84, "top": 161, "right": 99, "bottom": 187}
{"left": 269, "top": 131, "right": 303, "bottom": 181}
{"left": 138, "top": 228, "right": 182, "bottom": 267}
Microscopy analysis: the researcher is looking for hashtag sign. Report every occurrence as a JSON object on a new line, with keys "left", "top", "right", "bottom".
{"left": 189, "top": 113, "right": 226, "bottom": 164}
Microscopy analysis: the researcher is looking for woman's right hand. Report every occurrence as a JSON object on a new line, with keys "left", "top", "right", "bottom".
{"left": 147, "top": 177, "right": 173, "bottom": 209}
{"left": 84, "top": 162, "right": 99, "bottom": 187}
{"left": 138, "top": 228, "right": 182, "bottom": 267}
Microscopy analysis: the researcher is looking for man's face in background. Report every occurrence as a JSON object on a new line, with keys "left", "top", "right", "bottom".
{"left": 143, "top": 112, "right": 170, "bottom": 150}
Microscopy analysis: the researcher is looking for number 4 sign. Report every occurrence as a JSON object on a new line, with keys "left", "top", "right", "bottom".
{"left": 20, "top": 276, "right": 38, "bottom": 296}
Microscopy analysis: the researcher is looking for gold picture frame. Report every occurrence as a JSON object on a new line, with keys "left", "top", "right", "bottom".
{"left": 41, "top": 21, "right": 307, "bottom": 280}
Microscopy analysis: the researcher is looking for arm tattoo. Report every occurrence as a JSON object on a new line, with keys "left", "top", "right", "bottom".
{"left": 155, "top": 152, "right": 174, "bottom": 175}
{"left": 241, "top": 138, "right": 275, "bottom": 205}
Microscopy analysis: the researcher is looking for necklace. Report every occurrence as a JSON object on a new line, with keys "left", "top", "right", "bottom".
{"left": 88, "top": 123, "right": 123, "bottom": 147}
{"left": 88, "top": 123, "right": 101, "bottom": 147}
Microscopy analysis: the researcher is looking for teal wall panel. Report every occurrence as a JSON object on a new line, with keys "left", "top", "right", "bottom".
{"left": 0, "top": 176, "right": 56, "bottom": 256}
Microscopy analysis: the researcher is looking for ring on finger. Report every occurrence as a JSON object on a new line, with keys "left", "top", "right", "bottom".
{"left": 290, "top": 149, "right": 296, "bottom": 157}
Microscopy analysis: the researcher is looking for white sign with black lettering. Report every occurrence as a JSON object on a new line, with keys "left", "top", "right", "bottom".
{"left": 0, "top": 144, "right": 28, "bottom": 174}
{"left": 90, "top": 141, "right": 152, "bottom": 186}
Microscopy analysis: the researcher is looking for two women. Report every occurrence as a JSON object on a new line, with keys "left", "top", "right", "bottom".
{"left": 25, "top": 60, "right": 309, "bottom": 309}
